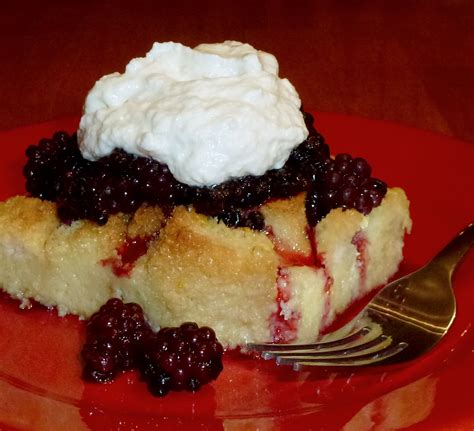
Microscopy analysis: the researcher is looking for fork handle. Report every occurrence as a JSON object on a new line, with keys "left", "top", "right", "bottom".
{"left": 431, "top": 223, "right": 474, "bottom": 277}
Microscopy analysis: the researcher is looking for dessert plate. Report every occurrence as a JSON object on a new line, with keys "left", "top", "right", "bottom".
{"left": 0, "top": 113, "right": 472, "bottom": 431}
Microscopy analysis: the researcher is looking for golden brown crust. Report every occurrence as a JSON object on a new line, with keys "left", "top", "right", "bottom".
{"left": 44, "top": 213, "right": 128, "bottom": 316}
{"left": 261, "top": 193, "right": 310, "bottom": 256}
{"left": 120, "top": 207, "right": 279, "bottom": 346}
{"left": 0, "top": 197, "right": 60, "bottom": 306}
{"left": 127, "top": 204, "right": 166, "bottom": 237}
{"left": 0, "top": 196, "right": 129, "bottom": 315}
{"left": 0, "top": 196, "right": 60, "bottom": 251}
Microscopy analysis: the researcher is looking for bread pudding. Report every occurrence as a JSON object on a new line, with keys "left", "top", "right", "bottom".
{"left": 0, "top": 186, "right": 410, "bottom": 347}
{"left": 0, "top": 42, "right": 411, "bottom": 350}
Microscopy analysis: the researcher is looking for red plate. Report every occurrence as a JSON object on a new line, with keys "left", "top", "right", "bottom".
{"left": 0, "top": 113, "right": 473, "bottom": 430}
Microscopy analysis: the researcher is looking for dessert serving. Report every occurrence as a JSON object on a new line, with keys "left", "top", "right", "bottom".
{"left": 0, "top": 42, "right": 411, "bottom": 394}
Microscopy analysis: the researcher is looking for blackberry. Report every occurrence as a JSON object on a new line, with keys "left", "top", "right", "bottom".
{"left": 287, "top": 133, "right": 329, "bottom": 171}
{"left": 305, "top": 186, "right": 328, "bottom": 227}
{"left": 216, "top": 209, "right": 265, "bottom": 230}
{"left": 194, "top": 175, "right": 270, "bottom": 217}
{"left": 23, "top": 131, "right": 84, "bottom": 201}
{"left": 81, "top": 298, "right": 153, "bottom": 382}
{"left": 305, "top": 153, "right": 387, "bottom": 225}
{"left": 128, "top": 157, "right": 177, "bottom": 204}
{"left": 140, "top": 322, "right": 224, "bottom": 396}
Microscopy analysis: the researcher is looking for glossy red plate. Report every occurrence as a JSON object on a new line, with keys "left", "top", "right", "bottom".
{"left": 0, "top": 113, "right": 473, "bottom": 431}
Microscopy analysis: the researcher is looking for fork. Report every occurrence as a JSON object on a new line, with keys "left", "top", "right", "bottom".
{"left": 247, "top": 223, "right": 474, "bottom": 369}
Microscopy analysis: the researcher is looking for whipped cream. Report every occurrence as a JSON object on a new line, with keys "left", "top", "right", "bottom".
{"left": 78, "top": 41, "right": 308, "bottom": 187}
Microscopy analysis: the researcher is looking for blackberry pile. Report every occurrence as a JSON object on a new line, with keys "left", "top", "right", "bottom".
{"left": 23, "top": 112, "right": 387, "bottom": 229}
{"left": 81, "top": 299, "right": 224, "bottom": 396}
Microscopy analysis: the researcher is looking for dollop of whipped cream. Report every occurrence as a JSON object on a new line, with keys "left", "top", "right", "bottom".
{"left": 78, "top": 41, "right": 308, "bottom": 187}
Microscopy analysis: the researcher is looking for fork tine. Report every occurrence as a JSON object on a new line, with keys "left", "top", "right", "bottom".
{"left": 275, "top": 332, "right": 393, "bottom": 364}
{"left": 247, "top": 325, "right": 372, "bottom": 353}
{"left": 258, "top": 322, "right": 384, "bottom": 359}
{"left": 273, "top": 333, "right": 392, "bottom": 362}
{"left": 290, "top": 342, "right": 408, "bottom": 369}
{"left": 260, "top": 324, "right": 383, "bottom": 359}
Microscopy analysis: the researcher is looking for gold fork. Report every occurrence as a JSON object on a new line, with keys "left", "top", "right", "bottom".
{"left": 247, "top": 223, "right": 473, "bottom": 369}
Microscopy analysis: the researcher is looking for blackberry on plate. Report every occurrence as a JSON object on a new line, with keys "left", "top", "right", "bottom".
{"left": 81, "top": 298, "right": 152, "bottom": 382}
{"left": 140, "top": 322, "right": 224, "bottom": 397}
